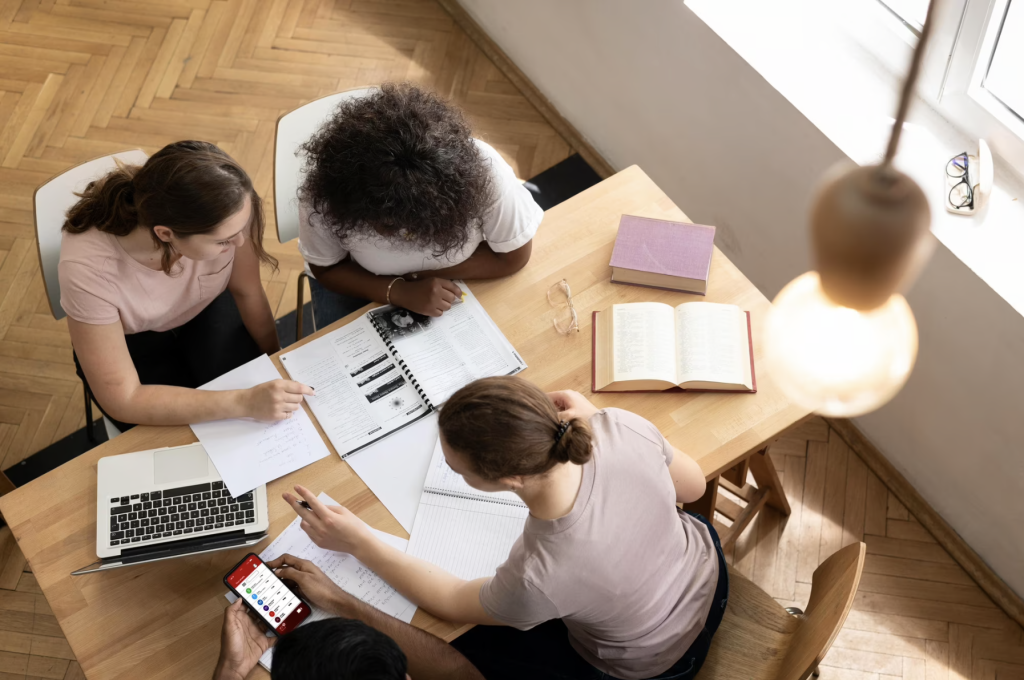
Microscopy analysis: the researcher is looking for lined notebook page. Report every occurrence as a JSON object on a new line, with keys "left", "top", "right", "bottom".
{"left": 407, "top": 440, "right": 528, "bottom": 581}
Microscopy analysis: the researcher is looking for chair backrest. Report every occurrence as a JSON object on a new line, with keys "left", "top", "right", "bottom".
{"left": 273, "top": 87, "right": 375, "bottom": 245}
{"left": 34, "top": 149, "right": 149, "bottom": 321}
{"left": 778, "top": 541, "right": 866, "bottom": 679}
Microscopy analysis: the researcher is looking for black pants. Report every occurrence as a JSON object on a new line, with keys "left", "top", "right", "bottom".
{"left": 74, "top": 290, "right": 263, "bottom": 432}
{"left": 451, "top": 513, "right": 730, "bottom": 680}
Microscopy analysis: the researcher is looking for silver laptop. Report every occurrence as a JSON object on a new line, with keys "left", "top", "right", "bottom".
{"left": 72, "top": 443, "right": 269, "bottom": 575}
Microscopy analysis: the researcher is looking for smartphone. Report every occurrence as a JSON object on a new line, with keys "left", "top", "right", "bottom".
{"left": 224, "top": 553, "right": 311, "bottom": 636}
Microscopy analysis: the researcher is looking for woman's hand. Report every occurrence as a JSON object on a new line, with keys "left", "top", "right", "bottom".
{"left": 244, "top": 380, "right": 315, "bottom": 421}
{"left": 213, "top": 598, "right": 274, "bottom": 680}
{"left": 547, "top": 389, "right": 600, "bottom": 422}
{"left": 390, "top": 277, "right": 463, "bottom": 317}
{"left": 283, "top": 485, "right": 375, "bottom": 558}
{"left": 267, "top": 553, "right": 364, "bottom": 619}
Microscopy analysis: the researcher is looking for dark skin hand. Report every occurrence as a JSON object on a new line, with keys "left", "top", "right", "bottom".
{"left": 212, "top": 598, "right": 275, "bottom": 680}
{"left": 266, "top": 553, "right": 485, "bottom": 680}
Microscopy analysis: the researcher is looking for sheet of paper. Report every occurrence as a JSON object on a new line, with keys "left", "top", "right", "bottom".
{"left": 346, "top": 412, "right": 438, "bottom": 533}
{"left": 407, "top": 442, "right": 528, "bottom": 581}
{"left": 190, "top": 355, "right": 331, "bottom": 497}
{"left": 225, "top": 493, "right": 416, "bottom": 670}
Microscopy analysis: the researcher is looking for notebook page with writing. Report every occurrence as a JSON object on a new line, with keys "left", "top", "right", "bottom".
{"left": 224, "top": 493, "right": 416, "bottom": 671}
{"left": 407, "top": 440, "right": 528, "bottom": 581}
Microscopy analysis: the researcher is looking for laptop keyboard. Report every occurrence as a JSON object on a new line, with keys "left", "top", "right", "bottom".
{"left": 107, "top": 481, "right": 256, "bottom": 546}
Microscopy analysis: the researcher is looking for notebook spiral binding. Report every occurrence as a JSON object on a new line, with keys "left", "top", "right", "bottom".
{"left": 369, "top": 312, "right": 436, "bottom": 412}
{"left": 424, "top": 488, "right": 527, "bottom": 508}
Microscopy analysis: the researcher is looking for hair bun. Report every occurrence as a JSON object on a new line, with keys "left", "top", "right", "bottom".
{"left": 551, "top": 417, "right": 592, "bottom": 466}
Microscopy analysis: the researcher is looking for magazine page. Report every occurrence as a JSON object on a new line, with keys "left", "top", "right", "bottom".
{"left": 369, "top": 283, "right": 526, "bottom": 405}
{"left": 280, "top": 315, "right": 430, "bottom": 458}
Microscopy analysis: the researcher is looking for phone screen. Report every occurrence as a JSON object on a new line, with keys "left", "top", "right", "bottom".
{"left": 225, "top": 554, "right": 310, "bottom": 635}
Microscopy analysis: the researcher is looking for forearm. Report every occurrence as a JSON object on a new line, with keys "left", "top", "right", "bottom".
{"left": 413, "top": 243, "right": 526, "bottom": 280}
{"left": 311, "top": 259, "right": 398, "bottom": 304}
{"left": 356, "top": 539, "right": 486, "bottom": 623}
{"left": 231, "top": 288, "right": 280, "bottom": 355}
{"left": 326, "top": 596, "right": 483, "bottom": 680}
{"left": 102, "top": 384, "right": 249, "bottom": 426}
{"left": 670, "top": 446, "right": 707, "bottom": 504}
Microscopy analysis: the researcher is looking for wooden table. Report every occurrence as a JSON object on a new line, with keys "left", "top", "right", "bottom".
{"left": 0, "top": 166, "right": 810, "bottom": 680}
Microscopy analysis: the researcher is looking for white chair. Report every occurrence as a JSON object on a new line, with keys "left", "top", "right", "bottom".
{"left": 274, "top": 87, "right": 374, "bottom": 340}
{"left": 35, "top": 149, "right": 148, "bottom": 443}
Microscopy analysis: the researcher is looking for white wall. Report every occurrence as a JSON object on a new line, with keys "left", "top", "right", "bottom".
{"left": 460, "top": 0, "right": 1024, "bottom": 596}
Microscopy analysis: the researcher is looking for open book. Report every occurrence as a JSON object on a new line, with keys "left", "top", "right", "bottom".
{"left": 406, "top": 439, "right": 528, "bottom": 581}
{"left": 592, "top": 301, "right": 756, "bottom": 393}
{"left": 280, "top": 283, "right": 526, "bottom": 459}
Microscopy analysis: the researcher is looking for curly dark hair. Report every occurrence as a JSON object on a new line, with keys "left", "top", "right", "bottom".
{"left": 298, "top": 83, "right": 493, "bottom": 258}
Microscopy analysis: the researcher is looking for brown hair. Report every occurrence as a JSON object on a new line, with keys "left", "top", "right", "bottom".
{"left": 63, "top": 141, "right": 277, "bottom": 274}
{"left": 438, "top": 376, "right": 593, "bottom": 481}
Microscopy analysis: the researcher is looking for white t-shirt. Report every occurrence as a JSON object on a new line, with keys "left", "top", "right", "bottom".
{"left": 297, "top": 140, "right": 543, "bottom": 276}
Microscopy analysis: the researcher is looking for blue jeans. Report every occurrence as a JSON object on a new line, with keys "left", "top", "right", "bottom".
{"left": 308, "top": 276, "right": 369, "bottom": 330}
{"left": 450, "top": 512, "right": 729, "bottom": 680}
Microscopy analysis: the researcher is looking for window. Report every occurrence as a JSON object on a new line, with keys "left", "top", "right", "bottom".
{"left": 983, "top": 0, "right": 1024, "bottom": 122}
{"left": 877, "top": 0, "right": 929, "bottom": 32}
{"left": 938, "top": 0, "right": 1024, "bottom": 173}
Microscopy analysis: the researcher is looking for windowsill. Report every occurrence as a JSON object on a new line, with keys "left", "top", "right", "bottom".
{"left": 686, "top": 0, "right": 1024, "bottom": 317}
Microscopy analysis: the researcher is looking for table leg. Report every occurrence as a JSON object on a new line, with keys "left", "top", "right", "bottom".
{"left": 748, "top": 446, "right": 791, "bottom": 515}
{"left": 683, "top": 476, "right": 719, "bottom": 522}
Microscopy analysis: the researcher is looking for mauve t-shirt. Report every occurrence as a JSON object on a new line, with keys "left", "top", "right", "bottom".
{"left": 58, "top": 229, "right": 234, "bottom": 334}
{"left": 479, "top": 408, "right": 719, "bottom": 680}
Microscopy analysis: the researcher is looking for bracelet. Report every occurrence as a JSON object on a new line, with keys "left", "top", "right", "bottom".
{"left": 386, "top": 276, "right": 405, "bottom": 305}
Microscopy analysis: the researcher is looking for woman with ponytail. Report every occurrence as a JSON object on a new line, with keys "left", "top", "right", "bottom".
{"left": 60, "top": 141, "right": 313, "bottom": 429}
{"left": 279, "top": 376, "right": 728, "bottom": 680}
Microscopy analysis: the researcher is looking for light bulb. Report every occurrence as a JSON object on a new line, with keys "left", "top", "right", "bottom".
{"left": 764, "top": 272, "right": 918, "bottom": 417}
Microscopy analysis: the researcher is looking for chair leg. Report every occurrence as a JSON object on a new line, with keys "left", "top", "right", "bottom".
{"left": 296, "top": 271, "right": 308, "bottom": 342}
{"left": 785, "top": 607, "right": 820, "bottom": 677}
{"left": 82, "top": 378, "right": 97, "bottom": 445}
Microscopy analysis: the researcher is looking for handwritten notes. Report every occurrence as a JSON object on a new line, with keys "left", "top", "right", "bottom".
{"left": 225, "top": 493, "right": 416, "bottom": 671}
{"left": 190, "top": 355, "right": 330, "bottom": 497}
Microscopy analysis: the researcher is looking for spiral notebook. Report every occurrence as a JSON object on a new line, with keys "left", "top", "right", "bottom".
{"left": 407, "top": 439, "right": 529, "bottom": 581}
{"left": 279, "top": 283, "right": 526, "bottom": 460}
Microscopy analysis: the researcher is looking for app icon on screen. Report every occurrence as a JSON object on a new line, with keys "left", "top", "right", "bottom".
{"left": 251, "top": 594, "right": 257, "bottom": 599}
{"left": 263, "top": 606, "right": 269, "bottom": 611}
{"left": 258, "top": 600, "right": 263, "bottom": 605}
{"left": 275, "top": 617, "right": 281, "bottom": 622}
{"left": 246, "top": 588, "right": 251, "bottom": 594}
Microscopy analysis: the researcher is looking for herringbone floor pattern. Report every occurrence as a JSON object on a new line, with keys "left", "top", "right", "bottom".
{"left": 0, "top": 1, "right": 1021, "bottom": 679}
{"left": 0, "top": 0, "right": 572, "bottom": 474}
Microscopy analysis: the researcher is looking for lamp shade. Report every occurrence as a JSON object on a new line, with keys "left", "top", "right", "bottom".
{"left": 764, "top": 272, "right": 918, "bottom": 417}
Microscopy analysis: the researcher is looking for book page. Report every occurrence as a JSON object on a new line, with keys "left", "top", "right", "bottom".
{"left": 280, "top": 315, "right": 431, "bottom": 458}
{"left": 191, "top": 355, "right": 331, "bottom": 497}
{"left": 224, "top": 493, "right": 416, "bottom": 671}
{"left": 674, "top": 302, "right": 750, "bottom": 387}
{"left": 369, "top": 283, "right": 526, "bottom": 405}
{"left": 611, "top": 303, "right": 678, "bottom": 384}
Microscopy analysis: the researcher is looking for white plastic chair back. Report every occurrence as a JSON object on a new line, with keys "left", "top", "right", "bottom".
{"left": 34, "top": 149, "right": 149, "bottom": 320}
{"left": 274, "top": 88, "right": 374, "bottom": 244}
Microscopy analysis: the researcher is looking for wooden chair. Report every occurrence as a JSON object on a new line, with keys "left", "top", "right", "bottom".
{"left": 273, "top": 87, "right": 374, "bottom": 340}
{"left": 34, "top": 149, "right": 149, "bottom": 444}
{"left": 698, "top": 542, "right": 866, "bottom": 679}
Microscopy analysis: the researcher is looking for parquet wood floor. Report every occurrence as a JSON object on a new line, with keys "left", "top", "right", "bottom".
{"left": 0, "top": 0, "right": 573, "bottom": 473}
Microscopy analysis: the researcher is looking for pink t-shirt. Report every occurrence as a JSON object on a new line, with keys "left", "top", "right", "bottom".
{"left": 58, "top": 229, "right": 234, "bottom": 334}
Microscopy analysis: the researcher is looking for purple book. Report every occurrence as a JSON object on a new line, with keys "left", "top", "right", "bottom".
{"left": 609, "top": 215, "right": 716, "bottom": 294}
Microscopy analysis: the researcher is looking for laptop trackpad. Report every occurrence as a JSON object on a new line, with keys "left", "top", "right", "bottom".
{"left": 154, "top": 446, "right": 210, "bottom": 485}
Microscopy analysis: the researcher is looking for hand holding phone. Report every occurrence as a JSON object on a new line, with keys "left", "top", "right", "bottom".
{"left": 224, "top": 553, "right": 311, "bottom": 636}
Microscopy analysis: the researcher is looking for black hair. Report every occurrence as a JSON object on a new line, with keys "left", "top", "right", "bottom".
{"left": 299, "top": 82, "right": 493, "bottom": 258}
{"left": 271, "top": 618, "right": 407, "bottom": 680}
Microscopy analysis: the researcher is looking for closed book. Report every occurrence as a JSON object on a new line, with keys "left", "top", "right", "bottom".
{"left": 609, "top": 215, "right": 716, "bottom": 294}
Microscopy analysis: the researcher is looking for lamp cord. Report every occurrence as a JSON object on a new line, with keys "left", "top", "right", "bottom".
{"left": 883, "top": 0, "right": 942, "bottom": 166}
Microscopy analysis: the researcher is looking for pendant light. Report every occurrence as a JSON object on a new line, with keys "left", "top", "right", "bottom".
{"left": 764, "top": 1, "right": 939, "bottom": 417}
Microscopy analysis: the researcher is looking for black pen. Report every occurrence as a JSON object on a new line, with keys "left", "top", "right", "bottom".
{"left": 298, "top": 500, "right": 313, "bottom": 511}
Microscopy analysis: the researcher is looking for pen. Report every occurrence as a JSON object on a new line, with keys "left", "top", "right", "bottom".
{"left": 298, "top": 500, "right": 312, "bottom": 511}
